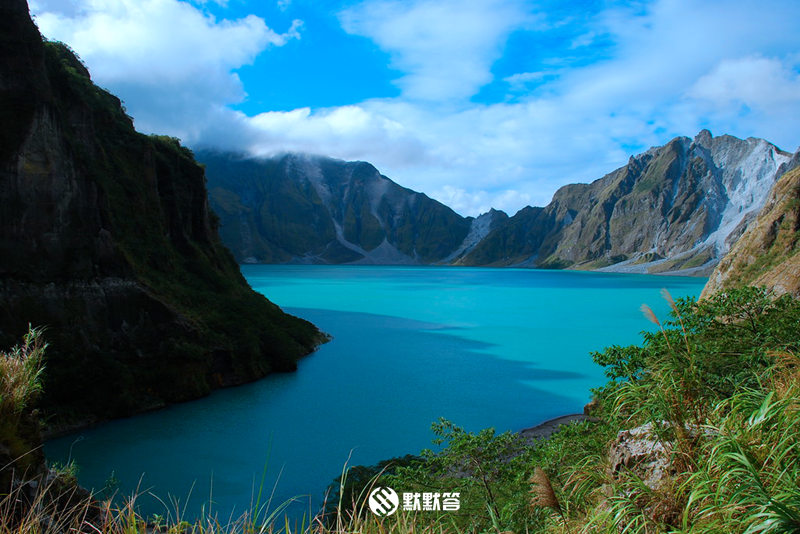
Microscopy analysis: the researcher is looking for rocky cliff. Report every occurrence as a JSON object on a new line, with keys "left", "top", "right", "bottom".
{"left": 458, "top": 131, "right": 795, "bottom": 274}
{"left": 0, "top": 0, "right": 324, "bottom": 427}
{"left": 199, "top": 151, "right": 481, "bottom": 264}
{"left": 701, "top": 156, "right": 800, "bottom": 298}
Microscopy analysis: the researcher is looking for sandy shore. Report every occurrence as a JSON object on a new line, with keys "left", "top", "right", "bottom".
{"left": 519, "top": 413, "right": 598, "bottom": 441}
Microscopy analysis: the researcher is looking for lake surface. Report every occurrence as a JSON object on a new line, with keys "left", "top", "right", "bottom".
{"left": 46, "top": 266, "right": 706, "bottom": 521}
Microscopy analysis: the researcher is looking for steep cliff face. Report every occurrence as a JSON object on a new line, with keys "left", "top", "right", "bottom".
{"left": 702, "top": 161, "right": 800, "bottom": 298}
{"left": 0, "top": 1, "right": 324, "bottom": 426}
{"left": 459, "top": 131, "right": 794, "bottom": 273}
{"left": 200, "top": 151, "right": 476, "bottom": 264}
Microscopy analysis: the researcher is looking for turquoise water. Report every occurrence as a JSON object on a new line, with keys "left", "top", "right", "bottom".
{"left": 46, "top": 266, "right": 706, "bottom": 520}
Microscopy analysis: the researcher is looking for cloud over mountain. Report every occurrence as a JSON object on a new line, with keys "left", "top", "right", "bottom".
{"left": 31, "top": 0, "right": 800, "bottom": 216}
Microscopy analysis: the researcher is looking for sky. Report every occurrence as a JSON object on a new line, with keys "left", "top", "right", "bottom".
{"left": 29, "top": 0, "right": 800, "bottom": 217}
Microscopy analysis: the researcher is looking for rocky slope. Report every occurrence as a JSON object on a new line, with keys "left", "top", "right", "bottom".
{"left": 0, "top": 0, "right": 324, "bottom": 427}
{"left": 199, "top": 151, "right": 485, "bottom": 264}
{"left": 458, "top": 130, "right": 795, "bottom": 274}
{"left": 701, "top": 156, "right": 800, "bottom": 298}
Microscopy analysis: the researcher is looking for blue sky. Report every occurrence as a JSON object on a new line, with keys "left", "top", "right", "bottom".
{"left": 31, "top": 0, "right": 800, "bottom": 216}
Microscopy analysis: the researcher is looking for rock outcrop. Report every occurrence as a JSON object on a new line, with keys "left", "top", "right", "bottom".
{"left": 199, "top": 151, "right": 479, "bottom": 264}
{"left": 0, "top": 0, "right": 325, "bottom": 427}
{"left": 702, "top": 158, "right": 800, "bottom": 298}
{"left": 608, "top": 424, "right": 674, "bottom": 492}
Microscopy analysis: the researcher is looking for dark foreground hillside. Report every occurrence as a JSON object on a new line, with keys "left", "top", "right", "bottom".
{"left": 0, "top": 0, "right": 325, "bottom": 427}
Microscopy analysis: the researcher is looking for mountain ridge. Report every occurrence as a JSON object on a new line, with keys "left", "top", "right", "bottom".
{"left": 201, "top": 130, "right": 796, "bottom": 276}
{"left": 458, "top": 130, "right": 794, "bottom": 273}
{"left": 200, "top": 150, "right": 481, "bottom": 265}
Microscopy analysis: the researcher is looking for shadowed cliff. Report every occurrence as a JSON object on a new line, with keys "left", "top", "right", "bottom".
{"left": 0, "top": 0, "right": 325, "bottom": 428}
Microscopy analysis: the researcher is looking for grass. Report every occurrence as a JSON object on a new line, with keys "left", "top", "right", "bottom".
{"left": 0, "top": 467, "right": 454, "bottom": 534}
{"left": 0, "top": 327, "right": 46, "bottom": 417}
{"left": 1, "top": 327, "right": 48, "bottom": 488}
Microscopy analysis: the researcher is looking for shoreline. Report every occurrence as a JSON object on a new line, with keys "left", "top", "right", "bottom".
{"left": 519, "top": 413, "right": 597, "bottom": 441}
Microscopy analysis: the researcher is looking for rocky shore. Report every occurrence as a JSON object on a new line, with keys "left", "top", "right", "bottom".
{"left": 520, "top": 413, "right": 598, "bottom": 441}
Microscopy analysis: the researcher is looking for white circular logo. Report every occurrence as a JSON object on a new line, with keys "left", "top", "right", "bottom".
{"left": 368, "top": 487, "right": 399, "bottom": 516}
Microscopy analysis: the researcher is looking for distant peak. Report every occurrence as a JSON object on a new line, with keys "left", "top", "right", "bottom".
{"left": 492, "top": 208, "right": 509, "bottom": 218}
{"left": 694, "top": 129, "right": 713, "bottom": 147}
{"left": 476, "top": 208, "right": 509, "bottom": 220}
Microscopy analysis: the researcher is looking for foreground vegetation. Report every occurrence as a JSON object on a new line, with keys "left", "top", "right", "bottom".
{"left": 2, "top": 287, "right": 799, "bottom": 532}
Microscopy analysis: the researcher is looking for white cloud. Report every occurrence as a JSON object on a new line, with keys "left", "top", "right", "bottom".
{"left": 31, "top": 0, "right": 800, "bottom": 218}
{"left": 240, "top": 0, "right": 800, "bottom": 216}
{"left": 433, "top": 186, "right": 533, "bottom": 217}
{"left": 504, "top": 71, "right": 548, "bottom": 90}
{"left": 188, "top": 0, "right": 229, "bottom": 6}
{"left": 30, "top": 0, "right": 82, "bottom": 16}
{"left": 688, "top": 55, "right": 800, "bottom": 112}
{"left": 245, "top": 105, "right": 430, "bottom": 168}
{"left": 262, "top": 0, "right": 799, "bottom": 216}
{"left": 339, "top": 0, "right": 532, "bottom": 101}
{"left": 32, "top": 0, "right": 301, "bottom": 140}
{"left": 235, "top": 97, "right": 631, "bottom": 213}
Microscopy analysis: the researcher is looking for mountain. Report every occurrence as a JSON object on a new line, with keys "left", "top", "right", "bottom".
{"left": 199, "top": 151, "right": 490, "bottom": 264}
{"left": 702, "top": 155, "right": 800, "bottom": 298}
{"left": 458, "top": 130, "right": 795, "bottom": 274}
{"left": 0, "top": 0, "right": 325, "bottom": 427}
{"left": 201, "top": 132, "right": 795, "bottom": 276}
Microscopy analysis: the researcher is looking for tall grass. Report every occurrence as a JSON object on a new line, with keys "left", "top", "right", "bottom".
{"left": 573, "top": 288, "right": 800, "bottom": 533}
{"left": 0, "top": 326, "right": 46, "bottom": 418}
{"left": 0, "top": 479, "right": 459, "bottom": 533}
{"left": 681, "top": 356, "right": 800, "bottom": 533}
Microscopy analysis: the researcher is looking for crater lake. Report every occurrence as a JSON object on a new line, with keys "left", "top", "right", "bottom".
{"left": 46, "top": 266, "right": 707, "bottom": 520}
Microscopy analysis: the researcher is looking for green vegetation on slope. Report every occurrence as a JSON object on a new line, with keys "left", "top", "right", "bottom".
{"left": 0, "top": 327, "right": 47, "bottom": 488}
{"left": 0, "top": 328, "right": 95, "bottom": 531}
